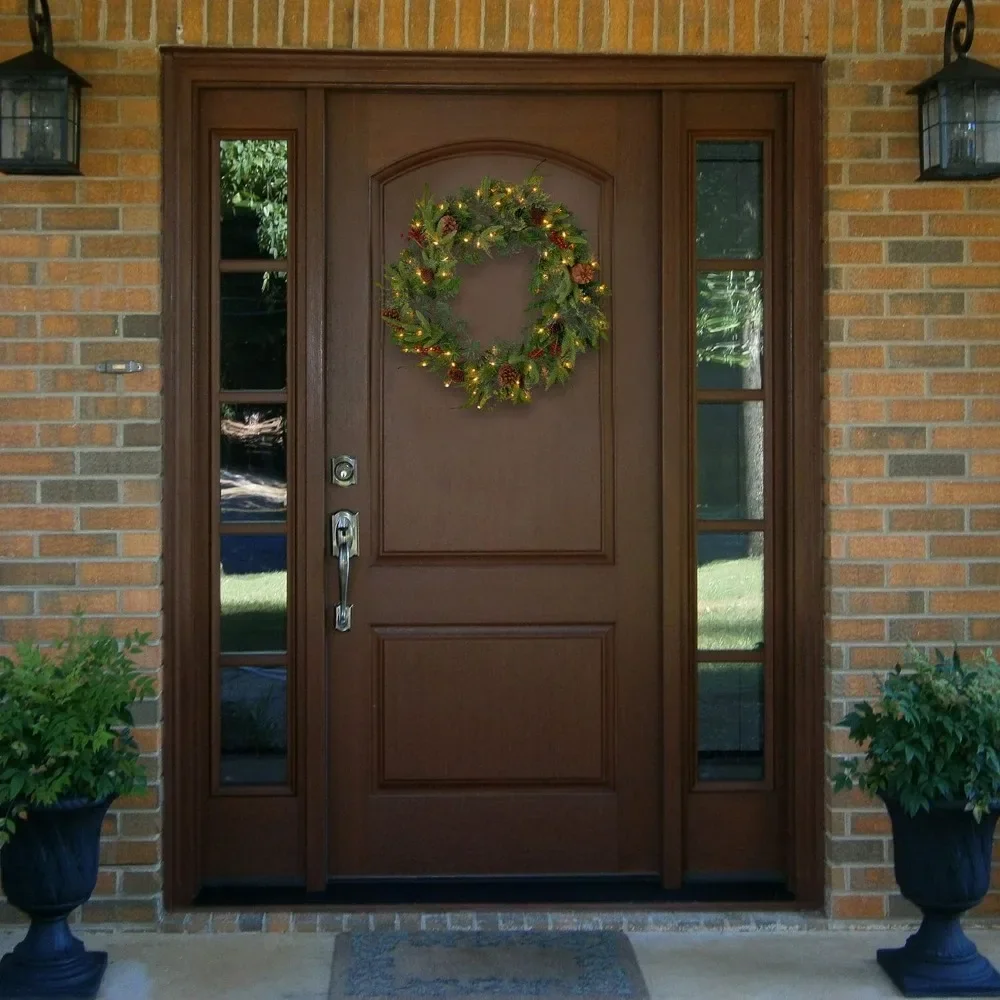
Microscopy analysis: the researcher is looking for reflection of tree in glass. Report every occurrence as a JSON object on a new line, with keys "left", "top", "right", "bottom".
{"left": 696, "top": 143, "right": 762, "bottom": 260}
{"left": 220, "top": 139, "right": 288, "bottom": 262}
{"left": 220, "top": 272, "right": 287, "bottom": 391}
{"left": 219, "top": 141, "right": 289, "bottom": 391}
{"left": 695, "top": 145, "right": 765, "bottom": 538}
{"left": 696, "top": 270, "right": 763, "bottom": 372}
{"left": 697, "top": 272, "right": 764, "bottom": 544}
{"left": 220, "top": 406, "right": 287, "bottom": 519}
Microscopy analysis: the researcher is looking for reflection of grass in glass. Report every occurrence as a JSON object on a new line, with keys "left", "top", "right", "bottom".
{"left": 220, "top": 570, "right": 287, "bottom": 653}
{"left": 697, "top": 556, "right": 763, "bottom": 650}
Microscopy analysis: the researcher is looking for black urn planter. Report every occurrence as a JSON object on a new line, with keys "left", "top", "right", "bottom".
{"left": 0, "top": 798, "right": 111, "bottom": 999}
{"left": 878, "top": 796, "right": 1000, "bottom": 997}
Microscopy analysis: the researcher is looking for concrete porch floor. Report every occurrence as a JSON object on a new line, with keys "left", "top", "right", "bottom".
{"left": 4, "top": 929, "right": 1000, "bottom": 999}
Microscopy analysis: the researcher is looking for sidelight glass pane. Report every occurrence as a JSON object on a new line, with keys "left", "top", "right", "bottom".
{"left": 220, "top": 404, "right": 287, "bottom": 522}
{"left": 698, "top": 403, "right": 765, "bottom": 521}
{"left": 698, "top": 661, "right": 764, "bottom": 781}
{"left": 696, "top": 270, "right": 763, "bottom": 390}
{"left": 220, "top": 271, "right": 287, "bottom": 391}
{"left": 220, "top": 666, "right": 288, "bottom": 786}
{"left": 219, "top": 139, "right": 288, "bottom": 260}
{"left": 697, "top": 533, "right": 764, "bottom": 651}
{"left": 696, "top": 141, "right": 763, "bottom": 260}
{"left": 220, "top": 533, "right": 287, "bottom": 653}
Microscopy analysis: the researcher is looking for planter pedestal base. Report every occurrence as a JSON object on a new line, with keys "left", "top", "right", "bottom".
{"left": 877, "top": 913, "right": 1000, "bottom": 998}
{"left": 0, "top": 918, "right": 107, "bottom": 1000}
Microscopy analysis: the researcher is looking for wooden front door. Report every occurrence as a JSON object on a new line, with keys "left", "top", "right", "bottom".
{"left": 325, "top": 93, "right": 663, "bottom": 876}
{"left": 164, "top": 52, "right": 825, "bottom": 907}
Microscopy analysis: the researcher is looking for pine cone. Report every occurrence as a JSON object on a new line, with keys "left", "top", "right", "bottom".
{"left": 448, "top": 366, "right": 465, "bottom": 384}
{"left": 419, "top": 267, "right": 435, "bottom": 284}
{"left": 549, "top": 319, "right": 564, "bottom": 336}
{"left": 438, "top": 215, "right": 459, "bottom": 235}
{"left": 498, "top": 363, "right": 519, "bottom": 388}
{"left": 408, "top": 224, "right": 427, "bottom": 247}
{"left": 548, "top": 231, "right": 572, "bottom": 250}
{"left": 547, "top": 342, "right": 561, "bottom": 357}
{"left": 381, "top": 307, "right": 400, "bottom": 321}
{"left": 530, "top": 206, "right": 546, "bottom": 225}
{"left": 571, "top": 262, "right": 596, "bottom": 285}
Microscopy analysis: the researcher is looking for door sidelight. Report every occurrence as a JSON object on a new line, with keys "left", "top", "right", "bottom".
{"left": 331, "top": 510, "right": 359, "bottom": 632}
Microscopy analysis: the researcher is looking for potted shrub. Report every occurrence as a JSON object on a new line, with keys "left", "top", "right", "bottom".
{"left": 0, "top": 621, "right": 153, "bottom": 1000}
{"left": 836, "top": 647, "right": 1000, "bottom": 998}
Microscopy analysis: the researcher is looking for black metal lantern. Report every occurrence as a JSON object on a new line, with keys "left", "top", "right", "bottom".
{"left": 910, "top": 0, "right": 1000, "bottom": 181}
{"left": 0, "top": 0, "right": 90, "bottom": 175}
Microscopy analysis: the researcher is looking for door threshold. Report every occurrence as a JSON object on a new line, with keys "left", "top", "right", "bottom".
{"left": 195, "top": 877, "right": 795, "bottom": 909}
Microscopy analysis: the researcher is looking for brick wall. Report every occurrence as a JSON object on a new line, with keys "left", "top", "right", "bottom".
{"left": 0, "top": 0, "right": 998, "bottom": 925}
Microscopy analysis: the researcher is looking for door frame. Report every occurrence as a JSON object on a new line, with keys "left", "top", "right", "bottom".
{"left": 161, "top": 49, "right": 824, "bottom": 909}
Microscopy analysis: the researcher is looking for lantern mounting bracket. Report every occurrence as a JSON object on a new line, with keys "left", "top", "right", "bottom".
{"left": 28, "top": 0, "right": 54, "bottom": 58}
{"left": 944, "top": 0, "right": 975, "bottom": 65}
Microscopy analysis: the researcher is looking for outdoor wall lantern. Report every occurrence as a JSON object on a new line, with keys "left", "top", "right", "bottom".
{"left": 910, "top": 0, "right": 1000, "bottom": 180}
{"left": 0, "top": 0, "right": 89, "bottom": 175}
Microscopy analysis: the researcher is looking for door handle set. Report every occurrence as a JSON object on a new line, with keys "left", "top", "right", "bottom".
{"left": 330, "top": 455, "right": 359, "bottom": 632}
{"left": 331, "top": 510, "right": 359, "bottom": 632}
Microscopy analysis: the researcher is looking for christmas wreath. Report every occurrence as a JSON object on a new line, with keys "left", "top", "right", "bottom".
{"left": 381, "top": 175, "right": 609, "bottom": 409}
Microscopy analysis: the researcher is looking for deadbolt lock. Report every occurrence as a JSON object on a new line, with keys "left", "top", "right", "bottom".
{"left": 332, "top": 455, "right": 358, "bottom": 487}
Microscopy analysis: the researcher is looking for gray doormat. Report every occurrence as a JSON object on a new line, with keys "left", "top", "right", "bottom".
{"left": 329, "top": 931, "right": 649, "bottom": 1000}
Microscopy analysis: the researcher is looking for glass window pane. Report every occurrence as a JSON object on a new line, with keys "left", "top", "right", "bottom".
{"left": 698, "top": 402, "right": 765, "bottom": 521}
{"left": 697, "top": 270, "right": 763, "bottom": 389}
{"left": 220, "top": 666, "right": 287, "bottom": 786}
{"left": 977, "top": 85, "right": 1000, "bottom": 165}
{"left": 698, "top": 661, "right": 764, "bottom": 781}
{"left": 696, "top": 141, "right": 763, "bottom": 259}
{"left": 220, "top": 271, "right": 287, "bottom": 391}
{"left": 943, "top": 84, "right": 978, "bottom": 169}
{"left": 220, "top": 138, "right": 288, "bottom": 260}
{"left": 220, "top": 404, "right": 287, "bottom": 523}
{"left": 220, "top": 533, "right": 287, "bottom": 653}
{"left": 697, "top": 533, "right": 764, "bottom": 651}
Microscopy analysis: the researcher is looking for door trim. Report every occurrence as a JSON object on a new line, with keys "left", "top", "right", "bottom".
{"left": 161, "top": 50, "right": 824, "bottom": 909}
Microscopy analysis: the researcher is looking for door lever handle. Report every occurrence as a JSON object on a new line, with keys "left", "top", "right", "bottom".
{"left": 332, "top": 510, "right": 359, "bottom": 632}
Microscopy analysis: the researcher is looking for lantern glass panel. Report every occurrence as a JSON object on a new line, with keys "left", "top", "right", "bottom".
{"left": 28, "top": 77, "right": 67, "bottom": 164}
{"left": 976, "top": 83, "right": 1000, "bottom": 166}
{"left": 922, "top": 89, "right": 941, "bottom": 171}
{"left": 941, "top": 83, "right": 978, "bottom": 170}
{"left": 0, "top": 79, "right": 31, "bottom": 161}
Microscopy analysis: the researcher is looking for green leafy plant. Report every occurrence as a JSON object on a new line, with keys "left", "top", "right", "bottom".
{"left": 835, "top": 647, "right": 1000, "bottom": 821}
{"left": 0, "top": 620, "right": 155, "bottom": 846}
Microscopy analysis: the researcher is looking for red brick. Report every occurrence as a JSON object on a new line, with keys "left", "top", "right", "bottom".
{"left": 887, "top": 563, "right": 966, "bottom": 587}
{"left": 846, "top": 535, "right": 926, "bottom": 560}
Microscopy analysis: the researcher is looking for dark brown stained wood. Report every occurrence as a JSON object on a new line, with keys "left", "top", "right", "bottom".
{"left": 378, "top": 161, "right": 609, "bottom": 560}
{"left": 681, "top": 90, "right": 785, "bottom": 878}
{"left": 161, "top": 50, "right": 825, "bottom": 910}
{"left": 302, "top": 86, "right": 329, "bottom": 892}
{"left": 786, "top": 59, "right": 826, "bottom": 907}
{"left": 169, "top": 87, "right": 309, "bottom": 887}
{"left": 376, "top": 627, "right": 612, "bottom": 785}
{"left": 326, "top": 91, "right": 662, "bottom": 877}
{"left": 660, "top": 89, "right": 686, "bottom": 890}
